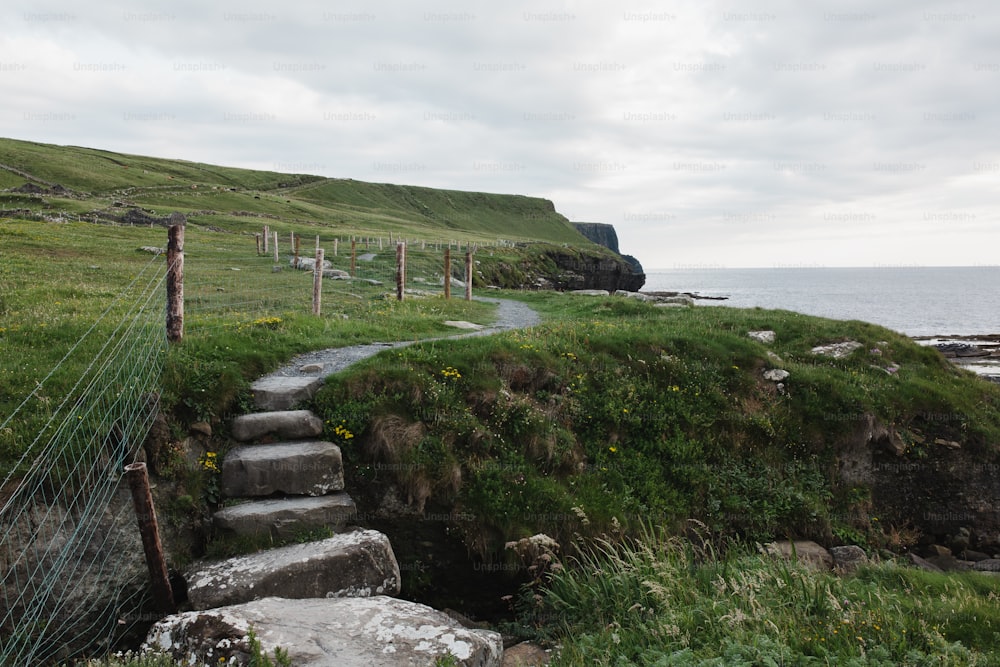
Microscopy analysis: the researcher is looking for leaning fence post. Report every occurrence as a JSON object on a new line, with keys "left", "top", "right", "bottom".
{"left": 313, "top": 248, "right": 324, "bottom": 315}
{"left": 125, "top": 462, "right": 176, "bottom": 613}
{"left": 465, "top": 250, "right": 473, "bottom": 301}
{"left": 396, "top": 242, "right": 405, "bottom": 301}
{"left": 166, "top": 218, "right": 185, "bottom": 343}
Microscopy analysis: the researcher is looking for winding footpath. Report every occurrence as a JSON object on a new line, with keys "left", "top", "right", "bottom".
{"left": 263, "top": 296, "right": 542, "bottom": 381}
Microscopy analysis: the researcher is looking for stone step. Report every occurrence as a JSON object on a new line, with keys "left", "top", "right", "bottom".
{"left": 221, "top": 441, "right": 344, "bottom": 498}
{"left": 251, "top": 375, "right": 324, "bottom": 411}
{"left": 185, "top": 528, "right": 399, "bottom": 610}
{"left": 213, "top": 493, "right": 357, "bottom": 539}
{"left": 231, "top": 409, "right": 323, "bottom": 442}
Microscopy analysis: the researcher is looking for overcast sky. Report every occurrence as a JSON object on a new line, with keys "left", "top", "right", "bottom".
{"left": 2, "top": 0, "right": 998, "bottom": 268}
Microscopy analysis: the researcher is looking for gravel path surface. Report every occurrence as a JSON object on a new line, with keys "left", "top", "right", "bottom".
{"left": 260, "top": 297, "right": 541, "bottom": 381}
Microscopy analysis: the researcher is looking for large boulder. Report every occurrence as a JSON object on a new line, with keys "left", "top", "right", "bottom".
{"left": 144, "top": 596, "right": 503, "bottom": 667}
{"left": 185, "top": 529, "right": 400, "bottom": 610}
{"left": 220, "top": 441, "right": 344, "bottom": 498}
{"left": 231, "top": 410, "right": 323, "bottom": 442}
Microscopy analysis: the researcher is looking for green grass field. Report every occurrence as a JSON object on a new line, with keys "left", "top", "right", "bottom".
{"left": 5, "top": 137, "right": 1000, "bottom": 665}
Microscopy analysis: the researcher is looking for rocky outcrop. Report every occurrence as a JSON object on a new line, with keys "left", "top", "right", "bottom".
{"left": 572, "top": 222, "right": 644, "bottom": 276}
{"left": 185, "top": 530, "right": 400, "bottom": 610}
{"left": 145, "top": 596, "right": 503, "bottom": 667}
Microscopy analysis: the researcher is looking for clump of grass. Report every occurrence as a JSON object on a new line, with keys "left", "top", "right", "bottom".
{"left": 528, "top": 526, "right": 1000, "bottom": 664}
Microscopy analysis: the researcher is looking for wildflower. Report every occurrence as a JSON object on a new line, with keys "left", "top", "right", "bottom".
{"left": 609, "top": 446, "right": 617, "bottom": 453}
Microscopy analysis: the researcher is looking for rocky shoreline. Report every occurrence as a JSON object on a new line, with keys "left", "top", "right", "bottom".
{"left": 913, "top": 335, "right": 1000, "bottom": 384}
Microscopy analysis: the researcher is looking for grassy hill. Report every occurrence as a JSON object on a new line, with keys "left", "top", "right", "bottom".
{"left": 0, "top": 137, "right": 587, "bottom": 245}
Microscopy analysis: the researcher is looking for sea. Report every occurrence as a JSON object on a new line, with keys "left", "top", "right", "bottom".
{"left": 643, "top": 266, "right": 1000, "bottom": 338}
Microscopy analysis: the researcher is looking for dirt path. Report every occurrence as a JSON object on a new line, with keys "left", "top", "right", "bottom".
{"left": 261, "top": 296, "right": 541, "bottom": 381}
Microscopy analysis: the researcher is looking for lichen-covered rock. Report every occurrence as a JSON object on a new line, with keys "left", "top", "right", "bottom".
{"left": 186, "top": 529, "right": 399, "bottom": 610}
{"left": 144, "top": 596, "right": 503, "bottom": 666}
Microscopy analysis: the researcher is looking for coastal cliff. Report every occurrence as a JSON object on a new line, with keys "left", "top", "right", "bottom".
{"left": 572, "top": 222, "right": 645, "bottom": 279}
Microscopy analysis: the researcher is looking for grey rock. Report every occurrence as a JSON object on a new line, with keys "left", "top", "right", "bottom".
{"left": 569, "top": 289, "right": 610, "bottom": 296}
{"left": 962, "top": 549, "right": 990, "bottom": 562}
{"left": 829, "top": 545, "right": 869, "bottom": 574}
{"left": 614, "top": 290, "right": 654, "bottom": 301}
{"left": 503, "top": 642, "right": 550, "bottom": 666}
{"left": 811, "top": 341, "right": 864, "bottom": 359}
{"left": 322, "top": 268, "right": 351, "bottom": 279}
{"left": 656, "top": 295, "right": 695, "bottom": 306}
{"left": 748, "top": 330, "right": 776, "bottom": 344}
{"left": 190, "top": 421, "right": 212, "bottom": 437}
{"left": 145, "top": 596, "right": 502, "bottom": 667}
{"left": 973, "top": 559, "right": 1000, "bottom": 572}
{"left": 213, "top": 494, "right": 357, "bottom": 539}
{"left": 221, "top": 441, "right": 344, "bottom": 498}
{"left": 358, "top": 252, "right": 377, "bottom": 261}
{"left": 293, "top": 256, "right": 332, "bottom": 271}
{"left": 299, "top": 363, "right": 325, "bottom": 374}
{"left": 251, "top": 376, "right": 324, "bottom": 411}
{"left": 907, "top": 552, "right": 943, "bottom": 572}
{"left": 766, "top": 540, "right": 833, "bottom": 571}
{"left": 186, "top": 529, "right": 400, "bottom": 610}
{"left": 763, "top": 369, "right": 790, "bottom": 382}
{"left": 231, "top": 410, "right": 323, "bottom": 442}
{"left": 767, "top": 351, "right": 784, "bottom": 363}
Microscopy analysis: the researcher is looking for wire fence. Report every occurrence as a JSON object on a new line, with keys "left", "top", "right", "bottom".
{"left": 0, "top": 224, "right": 505, "bottom": 663}
{"left": 0, "top": 255, "right": 168, "bottom": 665}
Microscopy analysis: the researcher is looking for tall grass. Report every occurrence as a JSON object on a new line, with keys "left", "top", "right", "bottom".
{"left": 532, "top": 526, "right": 1000, "bottom": 665}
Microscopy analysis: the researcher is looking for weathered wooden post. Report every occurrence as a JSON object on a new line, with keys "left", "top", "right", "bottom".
{"left": 166, "top": 217, "right": 184, "bottom": 342}
{"left": 255, "top": 233, "right": 261, "bottom": 256}
{"left": 465, "top": 250, "right": 473, "bottom": 301}
{"left": 333, "top": 238, "right": 338, "bottom": 257}
{"left": 272, "top": 231, "right": 279, "bottom": 263}
{"left": 293, "top": 233, "right": 301, "bottom": 269}
{"left": 313, "top": 248, "right": 324, "bottom": 315}
{"left": 263, "top": 225, "right": 269, "bottom": 253}
{"left": 125, "top": 462, "right": 176, "bottom": 613}
{"left": 350, "top": 240, "right": 357, "bottom": 277}
{"left": 444, "top": 247, "right": 451, "bottom": 300}
{"left": 396, "top": 242, "right": 405, "bottom": 301}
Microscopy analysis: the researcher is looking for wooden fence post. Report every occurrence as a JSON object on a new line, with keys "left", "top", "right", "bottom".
{"left": 272, "top": 231, "right": 279, "bottom": 264}
{"left": 263, "top": 225, "right": 269, "bottom": 253}
{"left": 125, "top": 462, "right": 176, "bottom": 613}
{"left": 396, "top": 242, "right": 405, "bottom": 301}
{"left": 313, "top": 248, "right": 324, "bottom": 315}
{"left": 166, "top": 220, "right": 185, "bottom": 343}
{"left": 465, "top": 250, "right": 473, "bottom": 301}
{"left": 333, "top": 238, "right": 338, "bottom": 257}
{"left": 350, "top": 240, "right": 357, "bottom": 277}
{"left": 444, "top": 247, "right": 451, "bottom": 300}
{"left": 255, "top": 233, "right": 261, "bottom": 256}
{"left": 293, "top": 233, "right": 300, "bottom": 269}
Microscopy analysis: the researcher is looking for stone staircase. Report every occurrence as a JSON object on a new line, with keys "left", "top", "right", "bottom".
{"left": 156, "top": 371, "right": 506, "bottom": 665}
{"left": 216, "top": 401, "right": 357, "bottom": 539}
